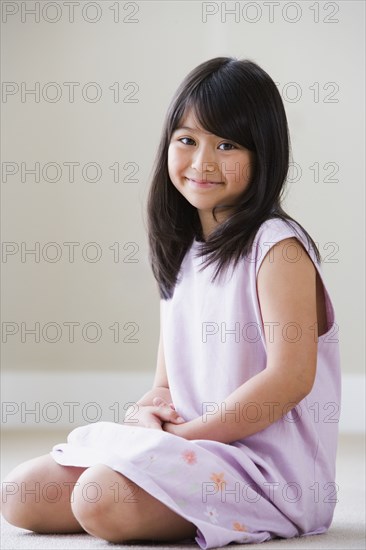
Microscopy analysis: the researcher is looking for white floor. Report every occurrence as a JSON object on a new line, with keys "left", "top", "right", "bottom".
{"left": 1, "top": 431, "right": 365, "bottom": 549}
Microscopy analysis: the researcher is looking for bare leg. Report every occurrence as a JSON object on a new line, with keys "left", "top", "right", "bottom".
{"left": 71, "top": 464, "right": 197, "bottom": 543}
{"left": 1, "top": 454, "right": 87, "bottom": 533}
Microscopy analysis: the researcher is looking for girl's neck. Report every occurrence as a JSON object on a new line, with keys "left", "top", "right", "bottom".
{"left": 198, "top": 207, "right": 232, "bottom": 240}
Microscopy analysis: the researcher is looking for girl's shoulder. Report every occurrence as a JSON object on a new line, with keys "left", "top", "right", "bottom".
{"left": 251, "top": 216, "right": 318, "bottom": 275}
{"left": 254, "top": 216, "right": 303, "bottom": 241}
{"left": 254, "top": 216, "right": 310, "bottom": 248}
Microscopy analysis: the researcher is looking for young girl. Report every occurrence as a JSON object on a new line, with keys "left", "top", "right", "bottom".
{"left": 2, "top": 57, "right": 341, "bottom": 547}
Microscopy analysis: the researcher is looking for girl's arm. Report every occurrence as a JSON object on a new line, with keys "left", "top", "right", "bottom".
{"left": 138, "top": 314, "right": 172, "bottom": 404}
{"left": 124, "top": 321, "right": 173, "bottom": 420}
{"left": 163, "top": 238, "right": 319, "bottom": 443}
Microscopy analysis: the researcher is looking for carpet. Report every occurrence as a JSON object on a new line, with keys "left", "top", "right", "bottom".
{"left": 1, "top": 515, "right": 365, "bottom": 549}
{"left": 1, "top": 434, "right": 365, "bottom": 549}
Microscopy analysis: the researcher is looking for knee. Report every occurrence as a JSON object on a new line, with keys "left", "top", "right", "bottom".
{"left": 71, "top": 465, "right": 135, "bottom": 542}
{"left": 70, "top": 468, "right": 103, "bottom": 522}
{"left": 1, "top": 477, "right": 21, "bottom": 526}
{"left": 1, "top": 467, "right": 38, "bottom": 530}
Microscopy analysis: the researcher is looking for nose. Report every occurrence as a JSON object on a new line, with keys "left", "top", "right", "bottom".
{"left": 190, "top": 145, "right": 219, "bottom": 174}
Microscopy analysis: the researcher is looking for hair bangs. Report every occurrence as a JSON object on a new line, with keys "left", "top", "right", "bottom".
{"left": 170, "top": 74, "right": 255, "bottom": 153}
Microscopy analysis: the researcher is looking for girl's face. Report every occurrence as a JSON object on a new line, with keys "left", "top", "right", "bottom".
{"left": 168, "top": 109, "right": 254, "bottom": 238}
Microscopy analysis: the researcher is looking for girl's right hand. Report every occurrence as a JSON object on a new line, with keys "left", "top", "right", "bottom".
{"left": 123, "top": 398, "right": 185, "bottom": 430}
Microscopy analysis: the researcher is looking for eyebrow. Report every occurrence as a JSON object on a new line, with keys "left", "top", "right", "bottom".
{"left": 173, "top": 126, "right": 212, "bottom": 135}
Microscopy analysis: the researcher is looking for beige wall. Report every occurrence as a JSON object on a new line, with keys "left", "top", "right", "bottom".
{"left": 2, "top": 1, "right": 364, "bottom": 375}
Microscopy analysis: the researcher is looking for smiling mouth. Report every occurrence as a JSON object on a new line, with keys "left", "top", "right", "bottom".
{"left": 186, "top": 178, "right": 223, "bottom": 185}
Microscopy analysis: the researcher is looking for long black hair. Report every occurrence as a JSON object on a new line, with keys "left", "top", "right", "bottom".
{"left": 147, "top": 56, "right": 321, "bottom": 299}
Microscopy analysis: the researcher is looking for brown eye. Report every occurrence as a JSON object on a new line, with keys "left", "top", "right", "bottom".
{"left": 178, "top": 137, "right": 195, "bottom": 145}
{"left": 219, "top": 142, "right": 236, "bottom": 151}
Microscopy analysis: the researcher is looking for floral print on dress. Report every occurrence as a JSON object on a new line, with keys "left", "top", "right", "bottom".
{"left": 210, "top": 472, "right": 226, "bottom": 490}
{"left": 233, "top": 521, "right": 247, "bottom": 531}
{"left": 182, "top": 449, "right": 198, "bottom": 465}
{"left": 204, "top": 505, "right": 219, "bottom": 524}
{"left": 232, "top": 521, "right": 250, "bottom": 542}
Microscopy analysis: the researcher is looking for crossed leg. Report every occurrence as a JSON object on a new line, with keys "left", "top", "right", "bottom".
{"left": 71, "top": 464, "right": 198, "bottom": 543}
{"left": 1, "top": 454, "right": 87, "bottom": 533}
{"left": 1, "top": 454, "right": 198, "bottom": 544}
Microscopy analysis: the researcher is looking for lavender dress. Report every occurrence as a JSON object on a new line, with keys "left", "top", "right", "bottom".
{"left": 50, "top": 218, "right": 341, "bottom": 548}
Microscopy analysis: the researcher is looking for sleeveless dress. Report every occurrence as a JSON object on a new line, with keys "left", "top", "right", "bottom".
{"left": 50, "top": 218, "right": 341, "bottom": 548}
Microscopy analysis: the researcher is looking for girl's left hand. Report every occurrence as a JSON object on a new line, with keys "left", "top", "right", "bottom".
{"left": 162, "top": 419, "right": 188, "bottom": 438}
{"left": 152, "top": 397, "right": 188, "bottom": 438}
{"left": 152, "top": 396, "right": 176, "bottom": 410}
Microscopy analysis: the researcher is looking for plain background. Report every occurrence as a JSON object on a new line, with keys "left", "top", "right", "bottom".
{"left": 1, "top": 2, "right": 364, "bottom": 387}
